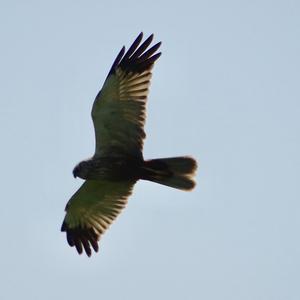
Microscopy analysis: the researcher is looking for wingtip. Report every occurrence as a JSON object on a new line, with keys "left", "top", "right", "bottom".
{"left": 156, "top": 41, "right": 162, "bottom": 48}
{"left": 62, "top": 221, "right": 101, "bottom": 257}
{"left": 135, "top": 32, "right": 144, "bottom": 44}
{"left": 155, "top": 52, "right": 162, "bottom": 59}
{"left": 145, "top": 33, "right": 154, "bottom": 43}
{"left": 148, "top": 33, "right": 154, "bottom": 40}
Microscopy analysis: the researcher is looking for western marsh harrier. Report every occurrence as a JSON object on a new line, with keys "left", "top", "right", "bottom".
{"left": 61, "top": 33, "right": 197, "bottom": 256}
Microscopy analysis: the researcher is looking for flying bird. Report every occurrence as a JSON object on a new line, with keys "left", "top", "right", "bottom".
{"left": 61, "top": 33, "right": 197, "bottom": 256}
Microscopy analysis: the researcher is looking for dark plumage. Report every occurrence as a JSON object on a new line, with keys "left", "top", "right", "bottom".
{"left": 61, "top": 33, "right": 197, "bottom": 257}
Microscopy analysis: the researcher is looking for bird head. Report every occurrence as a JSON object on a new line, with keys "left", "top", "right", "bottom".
{"left": 73, "top": 161, "right": 85, "bottom": 178}
{"left": 72, "top": 164, "right": 80, "bottom": 178}
{"left": 72, "top": 160, "right": 92, "bottom": 179}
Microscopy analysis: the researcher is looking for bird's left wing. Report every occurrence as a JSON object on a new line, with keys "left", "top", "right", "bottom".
{"left": 61, "top": 179, "right": 136, "bottom": 256}
{"left": 92, "top": 33, "right": 161, "bottom": 159}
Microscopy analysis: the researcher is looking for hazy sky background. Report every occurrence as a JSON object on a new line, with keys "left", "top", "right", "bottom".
{"left": 1, "top": 1, "right": 300, "bottom": 299}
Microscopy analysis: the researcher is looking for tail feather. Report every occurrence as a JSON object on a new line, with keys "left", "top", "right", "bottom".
{"left": 142, "top": 156, "right": 197, "bottom": 191}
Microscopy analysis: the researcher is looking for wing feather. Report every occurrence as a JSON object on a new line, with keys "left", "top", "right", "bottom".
{"left": 61, "top": 180, "right": 136, "bottom": 256}
{"left": 92, "top": 33, "right": 161, "bottom": 159}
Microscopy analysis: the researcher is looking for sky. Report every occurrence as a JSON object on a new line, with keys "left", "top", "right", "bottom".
{"left": 1, "top": 1, "right": 300, "bottom": 299}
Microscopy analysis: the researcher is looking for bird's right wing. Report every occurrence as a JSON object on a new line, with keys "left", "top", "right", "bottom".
{"left": 61, "top": 179, "right": 136, "bottom": 256}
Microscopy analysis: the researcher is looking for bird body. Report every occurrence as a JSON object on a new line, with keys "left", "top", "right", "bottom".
{"left": 73, "top": 156, "right": 143, "bottom": 181}
{"left": 61, "top": 33, "right": 197, "bottom": 256}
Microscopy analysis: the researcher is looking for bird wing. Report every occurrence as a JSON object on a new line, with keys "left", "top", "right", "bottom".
{"left": 91, "top": 33, "right": 161, "bottom": 159}
{"left": 61, "top": 179, "right": 136, "bottom": 256}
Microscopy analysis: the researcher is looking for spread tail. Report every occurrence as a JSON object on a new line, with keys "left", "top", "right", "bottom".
{"left": 141, "top": 156, "right": 197, "bottom": 191}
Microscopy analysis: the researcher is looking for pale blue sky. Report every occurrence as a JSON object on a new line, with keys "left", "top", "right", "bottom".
{"left": 1, "top": 1, "right": 300, "bottom": 299}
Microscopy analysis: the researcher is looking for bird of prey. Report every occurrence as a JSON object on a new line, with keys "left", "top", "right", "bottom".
{"left": 61, "top": 33, "right": 197, "bottom": 256}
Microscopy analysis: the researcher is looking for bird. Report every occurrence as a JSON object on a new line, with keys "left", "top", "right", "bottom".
{"left": 61, "top": 32, "right": 197, "bottom": 257}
